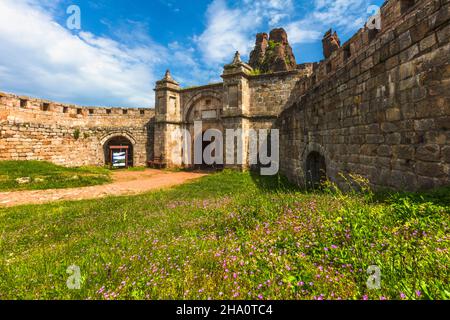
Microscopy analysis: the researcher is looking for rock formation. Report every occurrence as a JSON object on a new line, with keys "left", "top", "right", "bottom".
{"left": 249, "top": 33, "right": 268, "bottom": 69}
{"left": 322, "top": 29, "right": 341, "bottom": 59}
{"left": 248, "top": 28, "right": 297, "bottom": 73}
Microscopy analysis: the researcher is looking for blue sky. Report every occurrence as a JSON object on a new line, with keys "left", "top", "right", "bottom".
{"left": 0, "top": 0, "right": 384, "bottom": 108}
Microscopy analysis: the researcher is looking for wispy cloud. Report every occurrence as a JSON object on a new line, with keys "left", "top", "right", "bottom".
{"left": 286, "top": 0, "right": 373, "bottom": 44}
{"left": 195, "top": 0, "right": 295, "bottom": 66}
{"left": 0, "top": 0, "right": 162, "bottom": 107}
{"left": 194, "top": 0, "right": 257, "bottom": 65}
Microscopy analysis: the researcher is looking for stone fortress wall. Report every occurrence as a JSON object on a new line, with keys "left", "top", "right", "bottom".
{"left": 278, "top": 0, "right": 450, "bottom": 191}
{"left": 0, "top": 0, "right": 448, "bottom": 191}
{"left": 0, "top": 92, "right": 155, "bottom": 166}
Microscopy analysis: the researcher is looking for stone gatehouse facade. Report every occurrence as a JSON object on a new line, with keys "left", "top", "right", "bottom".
{"left": 0, "top": 0, "right": 449, "bottom": 191}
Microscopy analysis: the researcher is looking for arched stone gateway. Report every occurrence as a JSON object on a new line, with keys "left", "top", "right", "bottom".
{"left": 101, "top": 132, "right": 136, "bottom": 167}
{"left": 305, "top": 151, "right": 327, "bottom": 189}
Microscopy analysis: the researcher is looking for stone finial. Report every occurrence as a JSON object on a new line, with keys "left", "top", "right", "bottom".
{"left": 322, "top": 29, "right": 341, "bottom": 59}
{"left": 156, "top": 69, "right": 179, "bottom": 88}
{"left": 222, "top": 51, "right": 253, "bottom": 76}
{"left": 164, "top": 69, "right": 173, "bottom": 81}
{"left": 232, "top": 51, "right": 242, "bottom": 65}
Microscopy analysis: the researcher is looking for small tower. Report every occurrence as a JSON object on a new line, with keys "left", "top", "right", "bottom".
{"left": 153, "top": 70, "right": 182, "bottom": 167}
{"left": 221, "top": 51, "right": 253, "bottom": 170}
{"left": 154, "top": 69, "right": 181, "bottom": 123}
{"left": 221, "top": 51, "right": 253, "bottom": 116}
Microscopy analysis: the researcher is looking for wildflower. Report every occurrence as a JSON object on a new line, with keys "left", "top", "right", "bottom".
{"left": 415, "top": 290, "right": 421, "bottom": 298}
{"left": 363, "top": 295, "right": 369, "bottom": 300}
{"left": 258, "top": 294, "right": 264, "bottom": 300}
{"left": 331, "top": 245, "right": 338, "bottom": 249}
{"left": 400, "top": 292, "right": 406, "bottom": 299}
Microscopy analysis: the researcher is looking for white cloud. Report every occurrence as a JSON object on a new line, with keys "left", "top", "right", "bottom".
{"left": 285, "top": 24, "right": 322, "bottom": 44}
{"left": 0, "top": 0, "right": 163, "bottom": 107}
{"left": 195, "top": 0, "right": 257, "bottom": 65}
{"left": 286, "top": 0, "right": 372, "bottom": 44}
{"left": 196, "top": 0, "right": 295, "bottom": 65}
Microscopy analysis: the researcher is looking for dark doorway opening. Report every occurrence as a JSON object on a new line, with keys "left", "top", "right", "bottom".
{"left": 194, "top": 132, "right": 224, "bottom": 171}
{"left": 305, "top": 151, "right": 327, "bottom": 189}
{"left": 104, "top": 136, "right": 134, "bottom": 168}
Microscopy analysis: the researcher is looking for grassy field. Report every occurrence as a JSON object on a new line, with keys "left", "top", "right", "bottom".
{"left": 0, "top": 161, "right": 111, "bottom": 191}
{"left": 0, "top": 170, "right": 448, "bottom": 300}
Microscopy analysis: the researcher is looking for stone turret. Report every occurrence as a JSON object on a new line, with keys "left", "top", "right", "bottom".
{"left": 153, "top": 70, "right": 182, "bottom": 167}
{"left": 154, "top": 69, "right": 181, "bottom": 122}
{"left": 248, "top": 28, "right": 297, "bottom": 73}
{"left": 322, "top": 29, "right": 341, "bottom": 59}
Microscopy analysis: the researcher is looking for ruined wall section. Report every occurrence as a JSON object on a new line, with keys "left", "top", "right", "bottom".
{"left": 248, "top": 66, "right": 314, "bottom": 117}
{"left": 0, "top": 92, "right": 155, "bottom": 166}
{"left": 279, "top": 0, "right": 450, "bottom": 191}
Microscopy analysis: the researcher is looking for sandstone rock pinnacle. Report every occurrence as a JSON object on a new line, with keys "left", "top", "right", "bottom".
{"left": 248, "top": 28, "right": 297, "bottom": 73}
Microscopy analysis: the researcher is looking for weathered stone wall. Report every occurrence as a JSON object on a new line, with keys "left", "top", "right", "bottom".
{"left": 248, "top": 67, "right": 313, "bottom": 116}
{"left": 279, "top": 0, "right": 450, "bottom": 191}
{"left": 0, "top": 92, "right": 155, "bottom": 167}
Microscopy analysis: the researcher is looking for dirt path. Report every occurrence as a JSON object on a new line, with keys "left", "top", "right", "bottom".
{"left": 0, "top": 169, "right": 206, "bottom": 207}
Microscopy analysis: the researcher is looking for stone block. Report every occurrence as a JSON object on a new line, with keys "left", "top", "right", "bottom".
{"left": 416, "top": 144, "right": 441, "bottom": 161}
{"left": 416, "top": 161, "right": 445, "bottom": 177}
{"left": 420, "top": 34, "right": 437, "bottom": 51}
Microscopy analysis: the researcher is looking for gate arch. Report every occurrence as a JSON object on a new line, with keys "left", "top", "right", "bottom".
{"left": 100, "top": 131, "right": 136, "bottom": 167}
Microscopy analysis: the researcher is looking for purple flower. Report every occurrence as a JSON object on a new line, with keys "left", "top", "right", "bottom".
{"left": 258, "top": 294, "right": 263, "bottom": 300}
{"left": 363, "top": 295, "right": 369, "bottom": 300}
{"left": 415, "top": 290, "right": 421, "bottom": 298}
{"left": 400, "top": 292, "right": 406, "bottom": 299}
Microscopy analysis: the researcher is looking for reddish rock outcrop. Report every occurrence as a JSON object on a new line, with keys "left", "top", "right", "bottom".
{"left": 248, "top": 28, "right": 297, "bottom": 73}
{"left": 249, "top": 33, "right": 268, "bottom": 69}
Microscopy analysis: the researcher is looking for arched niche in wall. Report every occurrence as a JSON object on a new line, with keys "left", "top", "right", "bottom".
{"left": 183, "top": 91, "right": 223, "bottom": 123}
{"left": 300, "top": 143, "right": 329, "bottom": 189}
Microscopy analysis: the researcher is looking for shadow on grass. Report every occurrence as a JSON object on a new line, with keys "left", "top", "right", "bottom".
{"left": 373, "top": 186, "right": 450, "bottom": 207}
{"left": 249, "top": 169, "right": 299, "bottom": 193}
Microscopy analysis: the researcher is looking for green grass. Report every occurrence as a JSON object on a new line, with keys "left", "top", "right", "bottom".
{"left": 0, "top": 161, "right": 111, "bottom": 191}
{"left": 0, "top": 170, "right": 448, "bottom": 300}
